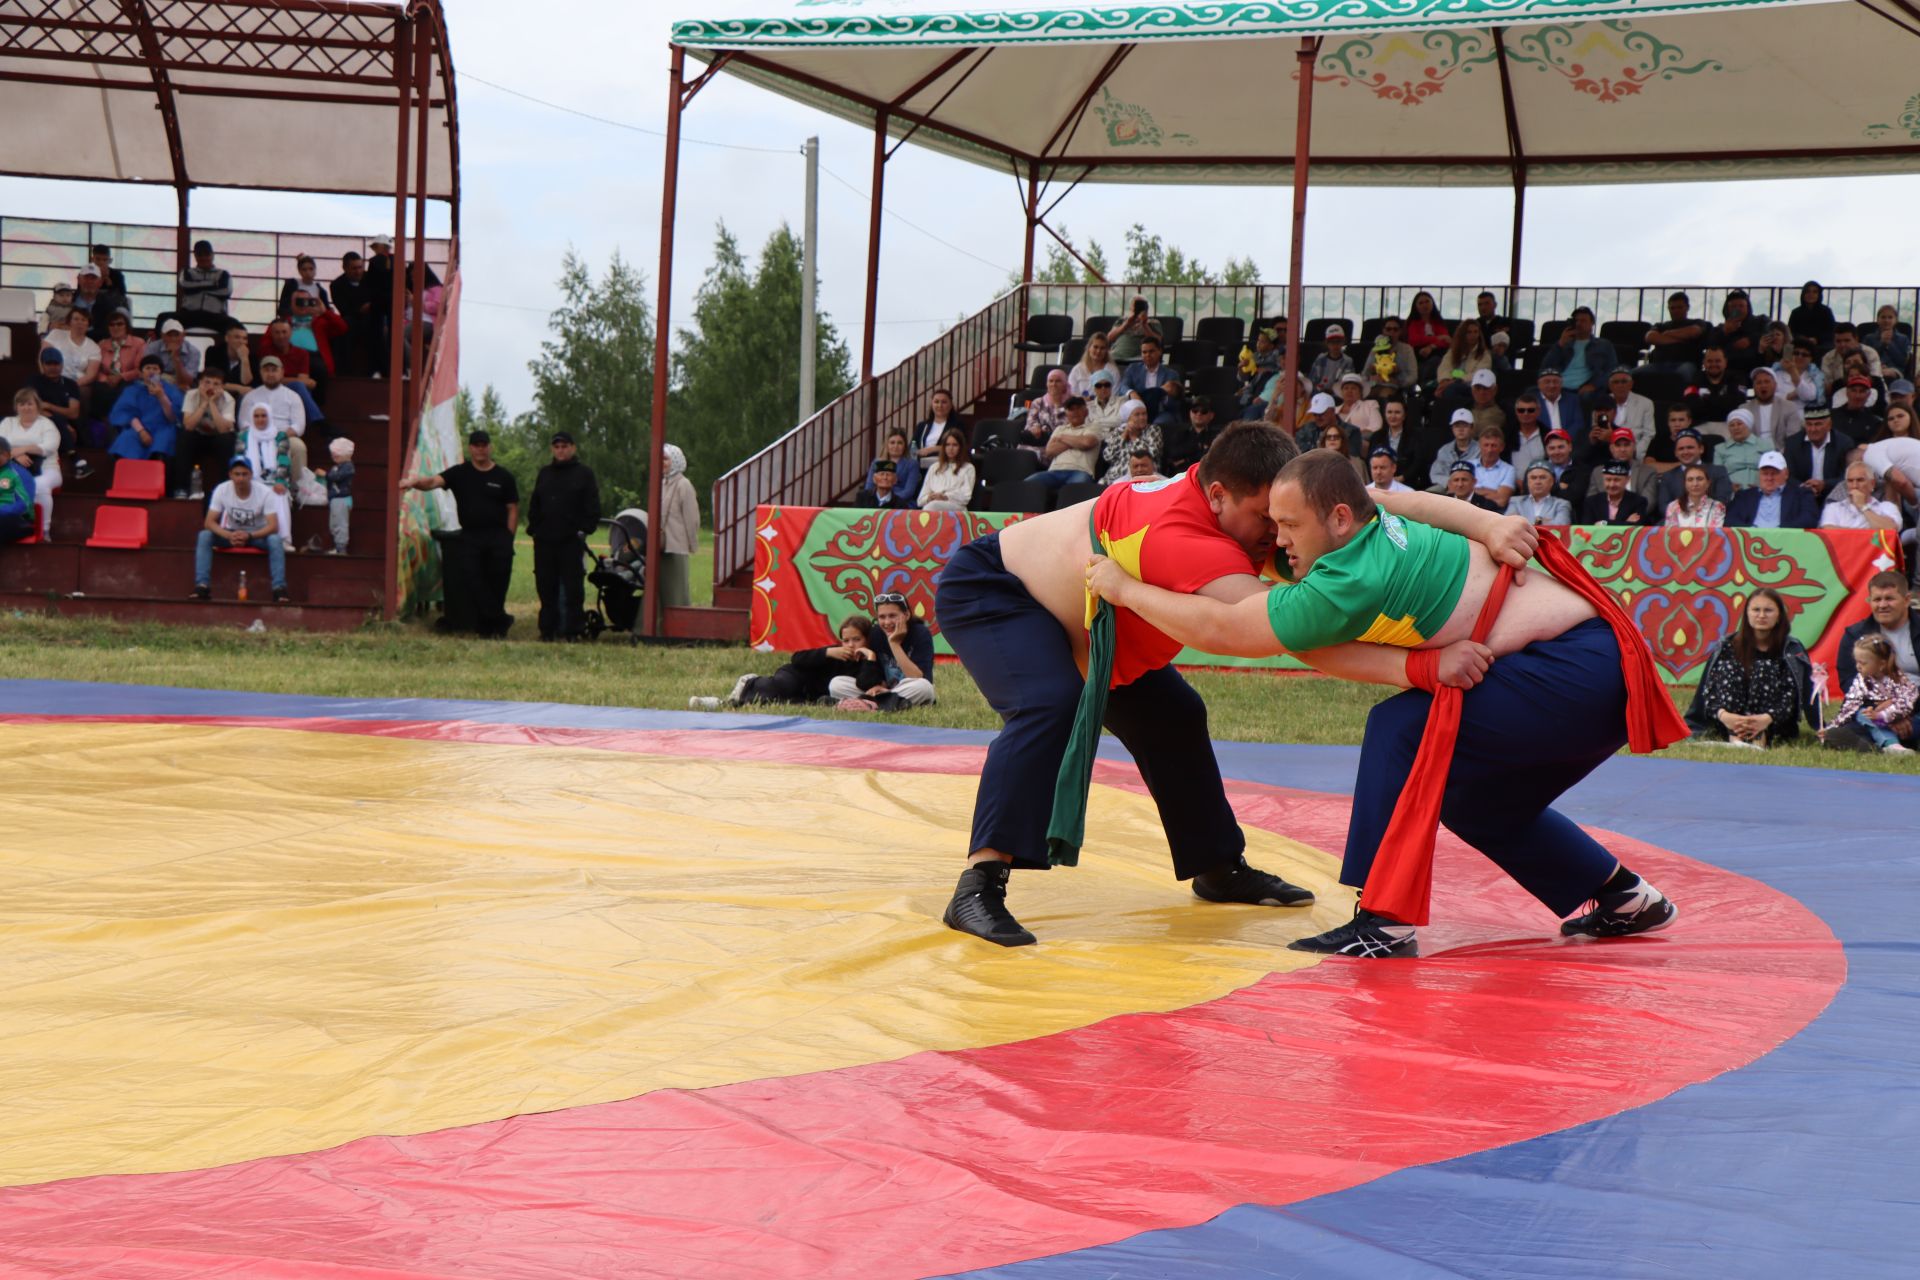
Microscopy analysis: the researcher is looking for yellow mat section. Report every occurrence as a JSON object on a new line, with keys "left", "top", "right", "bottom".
{"left": 1, "top": 721, "right": 1345, "bottom": 1188}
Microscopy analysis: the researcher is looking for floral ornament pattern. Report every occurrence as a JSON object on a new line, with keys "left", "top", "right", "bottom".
{"left": 1310, "top": 30, "right": 1498, "bottom": 106}
{"left": 800, "top": 508, "right": 1017, "bottom": 629}
{"left": 1864, "top": 90, "right": 1920, "bottom": 141}
{"left": 1091, "top": 87, "right": 1193, "bottom": 148}
{"left": 1503, "top": 20, "right": 1722, "bottom": 104}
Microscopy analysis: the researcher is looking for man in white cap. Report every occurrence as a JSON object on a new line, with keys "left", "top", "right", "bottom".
{"left": 1428, "top": 407, "right": 1478, "bottom": 489}
{"left": 1726, "top": 451, "right": 1818, "bottom": 528}
{"left": 1739, "top": 365, "right": 1802, "bottom": 446}
{"left": 1298, "top": 391, "right": 1341, "bottom": 451}
{"left": 1308, "top": 324, "right": 1355, "bottom": 395}
{"left": 1466, "top": 367, "right": 1506, "bottom": 439}
{"left": 144, "top": 317, "right": 201, "bottom": 389}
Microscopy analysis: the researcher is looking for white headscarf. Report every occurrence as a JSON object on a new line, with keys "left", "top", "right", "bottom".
{"left": 663, "top": 443, "right": 686, "bottom": 482}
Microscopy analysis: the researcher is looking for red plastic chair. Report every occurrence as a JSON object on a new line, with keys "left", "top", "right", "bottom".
{"left": 84, "top": 505, "right": 149, "bottom": 549}
{"left": 104, "top": 458, "right": 165, "bottom": 501}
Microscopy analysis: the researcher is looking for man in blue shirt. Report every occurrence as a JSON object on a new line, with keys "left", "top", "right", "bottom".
{"left": 107, "top": 355, "right": 186, "bottom": 463}
{"left": 1726, "top": 451, "right": 1818, "bottom": 529}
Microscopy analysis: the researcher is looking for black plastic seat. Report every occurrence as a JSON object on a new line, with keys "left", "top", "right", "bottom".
{"left": 1169, "top": 339, "right": 1219, "bottom": 371}
{"left": 1195, "top": 316, "right": 1245, "bottom": 353}
{"left": 975, "top": 448, "right": 1041, "bottom": 488}
{"left": 1015, "top": 313, "right": 1074, "bottom": 355}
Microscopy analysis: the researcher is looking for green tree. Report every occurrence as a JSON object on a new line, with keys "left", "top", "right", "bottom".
{"left": 1031, "top": 225, "right": 1109, "bottom": 285}
{"left": 526, "top": 249, "right": 656, "bottom": 513}
{"left": 670, "top": 221, "right": 854, "bottom": 496}
{"left": 1113, "top": 223, "right": 1258, "bottom": 286}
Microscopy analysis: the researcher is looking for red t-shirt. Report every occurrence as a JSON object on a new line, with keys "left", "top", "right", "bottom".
{"left": 1093, "top": 469, "right": 1267, "bottom": 687}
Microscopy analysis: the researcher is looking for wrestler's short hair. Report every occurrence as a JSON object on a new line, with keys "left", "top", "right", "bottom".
{"left": 1276, "top": 448, "right": 1378, "bottom": 525}
{"left": 1195, "top": 422, "right": 1298, "bottom": 498}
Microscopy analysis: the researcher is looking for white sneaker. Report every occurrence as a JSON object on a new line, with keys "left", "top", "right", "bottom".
{"left": 725, "top": 673, "right": 756, "bottom": 706}
{"left": 1883, "top": 743, "right": 1915, "bottom": 755}
{"left": 688, "top": 696, "right": 722, "bottom": 711}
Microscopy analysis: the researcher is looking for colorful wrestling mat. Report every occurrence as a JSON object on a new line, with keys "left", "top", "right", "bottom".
{"left": 0, "top": 680, "right": 1912, "bottom": 1278}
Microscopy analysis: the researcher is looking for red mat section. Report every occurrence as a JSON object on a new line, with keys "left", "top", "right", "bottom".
{"left": 0, "top": 717, "right": 1844, "bottom": 1279}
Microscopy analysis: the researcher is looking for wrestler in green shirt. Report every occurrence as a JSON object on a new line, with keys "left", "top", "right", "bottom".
{"left": 1265, "top": 511, "right": 1469, "bottom": 653}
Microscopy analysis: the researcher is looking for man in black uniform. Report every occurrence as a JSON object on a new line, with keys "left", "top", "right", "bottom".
{"left": 527, "top": 431, "right": 600, "bottom": 641}
{"left": 400, "top": 429, "right": 520, "bottom": 637}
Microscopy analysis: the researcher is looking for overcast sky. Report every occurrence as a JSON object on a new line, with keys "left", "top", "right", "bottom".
{"left": 7, "top": 0, "right": 1920, "bottom": 420}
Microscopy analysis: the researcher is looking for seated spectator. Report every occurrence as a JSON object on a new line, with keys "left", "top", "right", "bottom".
{"left": 1581, "top": 460, "right": 1650, "bottom": 525}
{"left": 1332, "top": 372, "right": 1380, "bottom": 437}
{"left": 145, "top": 318, "right": 201, "bottom": 389}
{"left": 1741, "top": 366, "right": 1802, "bottom": 446}
{"left": 1152, "top": 376, "right": 1190, "bottom": 431}
{"left": 0, "top": 390, "right": 59, "bottom": 539}
{"left": 71, "top": 266, "right": 114, "bottom": 333}
{"left": 0, "top": 438, "right": 34, "bottom": 543}
{"left": 1105, "top": 296, "right": 1162, "bottom": 364}
{"left": 1161, "top": 393, "right": 1217, "bottom": 475}
{"left": 257, "top": 318, "right": 328, "bottom": 414}
{"left": 1726, "top": 451, "right": 1818, "bottom": 528}
{"left": 42, "top": 283, "right": 74, "bottom": 335}
{"left": 1404, "top": 291, "right": 1450, "bottom": 381}
{"left": 1248, "top": 366, "right": 1309, "bottom": 424}
{"left": 828, "top": 593, "right": 936, "bottom": 710}
{"left": 1318, "top": 421, "right": 1365, "bottom": 482}
{"left": 855, "top": 459, "right": 911, "bottom": 509}
{"left": 175, "top": 368, "right": 238, "bottom": 501}
{"left": 1544, "top": 429, "right": 1589, "bottom": 508}
{"left": 1775, "top": 341, "right": 1824, "bottom": 408}
{"left": 1824, "top": 635, "right": 1917, "bottom": 754}
{"left": 1541, "top": 306, "right": 1616, "bottom": 404}
{"left": 1836, "top": 572, "right": 1920, "bottom": 696}
{"left": 912, "top": 388, "right": 962, "bottom": 458}
{"left": 164, "top": 239, "right": 237, "bottom": 333}
{"left": 1665, "top": 465, "right": 1726, "bottom": 528}
{"left": 1019, "top": 367, "right": 1072, "bottom": 455}
{"left": 1755, "top": 320, "right": 1791, "bottom": 373}
{"left": 235, "top": 402, "right": 299, "bottom": 541}
{"left": 1487, "top": 328, "right": 1514, "bottom": 368}
{"left": 1889, "top": 379, "right": 1916, "bottom": 418}
{"left": 863, "top": 428, "right": 921, "bottom": 504}
{"left": 79, "top": 259, "right": 128, "bottom": 336}
{"left": 1822, "top": 322, "right": 1884, "bottom": 388}
{"left": 1365, "top": 397, "right": 1413, "bottom": 475}
{"left": 1684, "top": 588, "right": 1815, "bottom": 747}
{"left": 694, "top": 617, "right": 885, "bottom": 708}
{"left": 1307, "top": 325, "right": 1355, "bottom": 395}
{"left": 1238, "top": 325, "right": 1282, "bottom": 408}
{"left": 1863, "top": 305, "right": 1912, "bottom": 378}
{"left": 1642, "top": 291, "right": 1708, "bottom": 379}
{"left": 1100, "top": 401, "right": 1162, "bottom": 485}
{"left": 206, "top": 323, "right": 259, "bottom": 392}
{"left": 1471, "top": 424, "right": 1515, "bottom": 507}
{"left": 1445, "top": 458, "right": 1499, "bottom": 511}
{"left": 44, "top": 305, "right": 100, "bottom": 393}
{"left": 29, "top": 347, "right": 82, "bottom": 442}
{"left": 89, "top": 244, "right": 130, "bottom": 297}
{"left": 1472, "top": 290, "right": 1514, "bottom": 343}
{"left": 1601, "top": 368, "right": 1655, "bottom": 457}
{"left": 1650, "top": 421, "right": 1732, "bottom": 516}
{"left": 191, "top": 456, "right": 288, "bottom": 603}
{"left": 107, "top": 354, "right": 182, "bottom": 466}
{"left": 278, "top": 253, "right": 333, "bottom": 317}
{"left": 1820, "top": 461, "right": 1901, "bottom": 532}
{"left": 1586, "top": 426, "right": 1657, "bottom": 500}
{"left": 1707, "top": 290, "right": 1764, "bottom": 374}
{"left": 1367, "top": 446, "right": 1411, "bottom": 494}
{"left": 1364, "top": 317, "right": 1418, "bottom": 401}
{"left": 1466, "top": 368, "right": 1506, "bottom": 439}
{"left": 1784, "top": 404, "right": 1854, "bottom": 501}
{"left": 1085, "top": 369, "right": 1125, "bottom": 435}
{"left": 1118, "top": 334, "right": 1180, "bottom": 419}
{"left": 92, "top": 309, "right": 144, "bottom": 419}
{"left": 284, "top": 266, "right": 349, "bottom": 375}
{"left": 1435, "top": 318, "right": 1493, "bottom": 399}
{"left": 1532, "top": 367, "right": 1584, "bottom": 436}
{"left": 1507, "top": 393, "right": 1547, "bottom": 474}
{"left": 1428, "top": 408, "right": 1477, "bottom": 489}
{"left": 239, "top": 357, "right": 312, "bottom": 480}
{"left": 1066, "top": 332, "right": 1121, "bottom": 400}
{"left": 918, "top": 426, "right": 977, "bottom": 511}
{"left": 331, "top": 250, "right": 381, "bottom": 377}
{"left": 1787, "top": 281, "right": 1836, "bottom": 351}
{"left": 1126, "top": 448, "right": 1165, "bottom": 481}
{"left": 1297, "top": 392, "right": 1349, "bottom": 453}
{"left": 1869, "top": 403, "right": 1917, "bottom": 445}
{"left": 1719, "top": 408, "right": 1765, "bottom": 489}
{"left": 1685, "top": 346, "right": 1748, "bottom": 427}
{"left": 1507, "top": 462, "right": 1573, "bottom": 526}
{"left": 1832, "top": 375, "right": 1884, "bottom": 442}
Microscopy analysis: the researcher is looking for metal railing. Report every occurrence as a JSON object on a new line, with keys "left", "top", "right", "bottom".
{"left": 0, "top": 217, "right": 452, "bottom": 331}
{"left": 711, "top": 288, "right": 1024, "bottom": 588}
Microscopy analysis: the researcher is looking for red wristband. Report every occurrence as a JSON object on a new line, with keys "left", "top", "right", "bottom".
{"left": 1405, "top": 648, "right": 1440, "bottom": 693}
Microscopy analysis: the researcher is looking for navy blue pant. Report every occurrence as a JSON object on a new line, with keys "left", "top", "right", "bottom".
{"left": 1343, "top": 617, "right": 1626, "bottom": 918}
{"left": 935, "top": 533, "right": 1244, "bottom": 876}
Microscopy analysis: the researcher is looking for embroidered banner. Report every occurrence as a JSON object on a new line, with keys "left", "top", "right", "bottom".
{"left": 751, "top": 506, "right": 1900, "bottom": 691}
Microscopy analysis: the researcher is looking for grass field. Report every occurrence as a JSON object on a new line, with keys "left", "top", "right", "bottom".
{"left": 3, "top": 534, "right": 1909, "bottom": 776}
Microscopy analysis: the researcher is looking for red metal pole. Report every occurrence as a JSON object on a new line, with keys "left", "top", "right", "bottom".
{"left": 861, "top": 109, "right": 888, "bottom": 453}
{"left": 642, "top": 45, "right": 686, "bottom": 637}
{"left": 408, "top": 17, "right": 432, "bottom": 426}
{"left": 1280, "top": 38, "right": 1317, "bottom": 441}
{"left": 382, "top": 19, "right": 412, "bottom": 622}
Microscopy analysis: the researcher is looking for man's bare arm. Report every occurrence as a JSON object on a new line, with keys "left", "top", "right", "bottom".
{"left": 1372, "top": 487, "right": 1537, "bottom": 568}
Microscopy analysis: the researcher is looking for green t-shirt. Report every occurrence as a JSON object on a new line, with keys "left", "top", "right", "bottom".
{"left": 1266, "top": 511, "right": 1470, "bottom": 652}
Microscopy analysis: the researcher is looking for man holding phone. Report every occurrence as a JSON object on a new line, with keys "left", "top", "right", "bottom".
{"left": 1106, "top": 295, "right": 1163, "bottom": 364}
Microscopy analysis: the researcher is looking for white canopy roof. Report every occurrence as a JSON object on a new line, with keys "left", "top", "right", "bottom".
{"left": 674, "top": 0, "right": 1920, "bottom": 186}
{"left": 0, "top": 0, "right": 457, "bottom": 201}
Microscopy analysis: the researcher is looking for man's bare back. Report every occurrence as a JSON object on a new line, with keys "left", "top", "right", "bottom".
{"left": 1426, "top": 541, "right": 1597, "bottom": 658}
{"left": 998, "top": 498, "right": 1103, "bottom": 655}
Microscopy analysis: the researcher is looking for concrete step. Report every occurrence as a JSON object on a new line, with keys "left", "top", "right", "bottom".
{"left": 0, "top": 590, "right": 372, "bottom": 632}
{"left": 50, "top": 493, "right": 382, "bottom": 549}
{"left": 61, "top": 452, "right": 390, "bottom": 510}
{"left": 0, "top": 542, "right": 383, "bottom": 606}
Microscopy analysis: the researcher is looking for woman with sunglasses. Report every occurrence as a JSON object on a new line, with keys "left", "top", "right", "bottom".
{"left": 827, "top": 592, "right": 937, "bottom": 711}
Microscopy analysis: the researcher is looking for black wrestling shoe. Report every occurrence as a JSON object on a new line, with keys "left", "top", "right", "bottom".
{"left": 1192, "top": 859, "right": 1316, "bottom": 907}
{"left": 1560, "top": 880, "right": 1678, "bottom": 938}
{"left": 1288, "top": 907, "right": 1418, "bottom": 959}
{"left": 943, "top": 862, "right": 1036, "bottom": 947}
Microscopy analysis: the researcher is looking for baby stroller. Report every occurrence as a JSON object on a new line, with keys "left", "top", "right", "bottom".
{"left": 584, "top": 508, "right": 647, "bottom": 638}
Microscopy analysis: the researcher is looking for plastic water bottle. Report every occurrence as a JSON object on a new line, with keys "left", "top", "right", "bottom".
{"left": 189, "top": 470, "right": 204, "bottom": 500}
{"left": 237, "top": 570, "right": 249, "bottom": 602}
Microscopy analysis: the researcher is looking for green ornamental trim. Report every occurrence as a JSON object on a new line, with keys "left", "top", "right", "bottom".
{"left": 674, "top": 0, "right": 1800, "bottom": 49}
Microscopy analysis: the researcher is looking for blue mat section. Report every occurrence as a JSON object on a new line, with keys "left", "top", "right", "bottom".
{"left": 11, "top": 681, "right": 1917, "bottom": 1277}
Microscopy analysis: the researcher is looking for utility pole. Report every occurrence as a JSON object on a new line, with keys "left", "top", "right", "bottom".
{"left": 799, "top": 135, "right": 819, "bottom": 423}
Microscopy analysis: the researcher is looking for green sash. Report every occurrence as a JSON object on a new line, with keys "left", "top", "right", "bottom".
{"left": 1045, "top": 512, "right": 1115, "bottom": 866}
